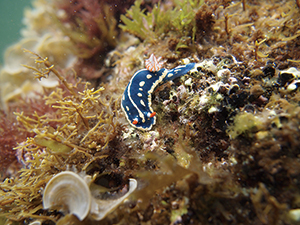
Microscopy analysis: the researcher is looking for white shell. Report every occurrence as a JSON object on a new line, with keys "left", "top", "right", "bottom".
{"left": 28, "top": 221, "right": 42, "bottom": 225}
{"left": 280, "top": 67, "right": 300, "bottom": 78}
{"left": 90, "top": 178, "right": 138, "bottom": 221}
{"left": 43, "top": 171, "right": 91, "bottom": 221}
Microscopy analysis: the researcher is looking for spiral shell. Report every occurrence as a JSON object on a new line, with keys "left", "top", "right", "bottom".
{"left": 43, "top": 171, "right": 91, "bottom": 221}
{"left": 43, "top": 171, "right": 138, "bottom": 221}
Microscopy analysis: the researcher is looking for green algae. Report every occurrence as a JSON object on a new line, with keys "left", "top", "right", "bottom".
{"left": 120, "top": 0, "right": 203, "bottom": 44}
{"left": 227, "top": 112, "right": 265, "bottom": 139}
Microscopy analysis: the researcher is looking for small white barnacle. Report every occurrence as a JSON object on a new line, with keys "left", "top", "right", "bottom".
{"left": 43, "top": 171, "right": 91, "bottom": 221}
{"left": 280, "top": 67, "right": 300, "bottom": 78}
{"left": 139, "top": 81, "right": 145, "bottom": 87}
{"left": 181, "top": 58, "right": 190, "bottom": 64}
{"left": 287, "top": 80, "right": 300, "bottom": 91}
{"left": 28, "top": 221, "right": 42, "bottom": 225}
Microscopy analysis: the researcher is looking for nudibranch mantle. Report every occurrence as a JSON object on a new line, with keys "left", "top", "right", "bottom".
{"left": 122, "top": 57, "right": 195, "bottom": 131}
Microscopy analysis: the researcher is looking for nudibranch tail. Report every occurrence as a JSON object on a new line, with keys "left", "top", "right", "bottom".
{"left": 121, "top": 61, "right": 195, "bottom": 131}
{"left": 163, "top": 63, "right": 196, "bottom": 82}
{"left": 145, "top": 54, "right": 164, "bottom": 72}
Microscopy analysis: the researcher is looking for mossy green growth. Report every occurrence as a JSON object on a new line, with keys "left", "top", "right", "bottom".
{"left": 119, "top": 0, "right": 204, "bottom": 43}
{"left": 227, "top": 112, "right": 265, "bottom": 139}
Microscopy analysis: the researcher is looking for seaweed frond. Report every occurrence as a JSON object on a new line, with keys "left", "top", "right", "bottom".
{"left": 54, "top": 1, "right": 122, "bottom": 59}
{"left": 22, "top": 49, "right": 78, "bottom": 98}
{"left": 0, "top": 50, "right": 122, "bottom": 222}
{"left": 119, "top": 0, "right": 204, "bottom": 43}
{"left": 119, "top": 0, "right": 160, "bottom": 41}
{"left": 0, "top": 149, "right": 66, "bottom": 223}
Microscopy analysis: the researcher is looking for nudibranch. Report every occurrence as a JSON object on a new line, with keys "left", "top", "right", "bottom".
{"left": 121, "top": 54, "right": 195, "bottom": 131}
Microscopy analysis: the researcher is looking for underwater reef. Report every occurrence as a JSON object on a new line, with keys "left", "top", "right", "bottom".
{"left": 0, "top": 0, "right": 300, "bottom": 224}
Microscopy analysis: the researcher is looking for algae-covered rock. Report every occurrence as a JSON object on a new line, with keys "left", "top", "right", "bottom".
{"left": 0, "top": 0, "right": 300, "bottom": 224}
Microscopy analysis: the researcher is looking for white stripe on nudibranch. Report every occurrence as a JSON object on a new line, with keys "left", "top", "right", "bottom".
{"left": 127, "top": 77, "right": 146, "bottom": 122}
{"left": 140, "top": 100, "right": 146, "bottom": 107}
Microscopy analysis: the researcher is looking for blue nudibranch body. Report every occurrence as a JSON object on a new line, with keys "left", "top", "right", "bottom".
{"left": 121, "top": 54, "right": 195, "bottom": 131}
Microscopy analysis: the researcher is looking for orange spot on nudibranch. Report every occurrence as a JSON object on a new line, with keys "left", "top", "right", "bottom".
{"left": 132, "top": 119, "right": 138, "bottom": 125}
{"left": 149, "top": 112, "right": 156, "bottom": 117}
